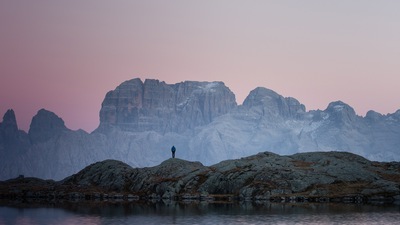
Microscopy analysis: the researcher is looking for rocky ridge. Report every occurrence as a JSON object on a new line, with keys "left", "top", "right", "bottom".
{"left": 1, "top": 151, "right": 399, "bottom": 204}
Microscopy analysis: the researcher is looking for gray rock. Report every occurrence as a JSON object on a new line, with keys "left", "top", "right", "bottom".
{"left": 97, "top": 78, "right": 237, "bottom": 133}
{"left": 0, "top": 110, "right": 31, "bottom": 180}
{"left": 243, "top": 87, "right": 305, "bottom": 119}
{"left": 61, "top": 159, "right": 136, "bottom": 192}
{"left": 1, "top": 109, "right": 19, "bottom": 142}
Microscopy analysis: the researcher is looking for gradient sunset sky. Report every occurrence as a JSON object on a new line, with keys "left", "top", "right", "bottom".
{"left": 1, "top": 1, "right": 399, "bottom": 132}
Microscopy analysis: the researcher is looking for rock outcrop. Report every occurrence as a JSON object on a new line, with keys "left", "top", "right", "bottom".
{"left": 2, "top": 151, "right": 399, "bottom": 204}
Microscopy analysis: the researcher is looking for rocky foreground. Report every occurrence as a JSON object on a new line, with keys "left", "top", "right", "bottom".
{"left": 1, "top": 151, "right": 399, "bottom": 204}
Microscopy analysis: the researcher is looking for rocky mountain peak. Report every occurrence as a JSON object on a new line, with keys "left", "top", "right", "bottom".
{"left": 326, "top": 101, "right": 354, "bottom": 112}
{"left": 365, "top": 110, "right": 384, "bottom": 122}
{"left": 29, "top": 109, "right": 68, "bottom": 144}
{"left": 0, "top": 109, "right": 19, "bottom": 145}
{"left": 243, "top": 87, "right": 305, "bottom": 119}
{"left": 325, "top": 101, "right": 358, "bottom": 123}
{"left": 393, "top": 109, "right": 400, "bottom": 120}
{"left": 1, "top": 109, "right": 18, "bottom": 131}
{"left": 0, "top": 109, "right": 31, "bottom": 152}
{"left": 243, "top": 87, "right": 280, "bottom": 106}
{"left": 98, "top": 78, "right": 237, "bottom": 133}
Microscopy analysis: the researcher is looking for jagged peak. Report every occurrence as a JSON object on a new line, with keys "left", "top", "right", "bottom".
{"left": 28, "top": 108, "right": 68, "bottom": 144}
{"left": 326, "top": 101, "right": 356, "bottom": 114}
{"left": 143, "top": 78, "right": 167, "bottom": 85}
{"left": 366, "top": 110, "right": 381, "bottom": 116}
{"left": 323, "top": 101, "right": 360, "bottom": 125}
{"left": 242, "top": 87, "right": 280, "bottom": 106}
{"left": 29, "top": 108, "right": 67, "bottom": 129}
{"left": 385, "top": 109, "right": 400, "bottom": 121}
{"left": 2, "top": 109, "right": 18, "bottom": 129}
{"left": 0, "top": 109, "right": 19, "bottom": 142}
{"left": 365, "top": 110, "right": 384, "bottom": 121}
{"left": 121, "top": 77, "right": 143, "bottom": 85}
{"left": 114, "top": 79, "right": 230, "bottom": 96}
{"left": 242, "top": 87, "right": 305, "bottom": 118}
{"left": 247, "top": 87, "right": 280, "bottom": 98}
{"left": 285, "top": 97, "right": 306, "bottom": 112}
{"left": 114, "top": 78, "right": 144, "bottom": 90}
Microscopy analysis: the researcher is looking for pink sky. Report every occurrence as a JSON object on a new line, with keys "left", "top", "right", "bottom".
{"left": 1, "top": 1, "right": 399, "bottom": 132}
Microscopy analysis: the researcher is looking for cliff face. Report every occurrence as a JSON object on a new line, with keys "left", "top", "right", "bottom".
{"left": 1, "top": 78, "right": 400, "bottom": 181}
{"left": 98, "top": 79, "right": 237, "bottom": 133}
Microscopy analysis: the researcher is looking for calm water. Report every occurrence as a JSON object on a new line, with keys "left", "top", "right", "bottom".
{"left": 0, "top": 201, "right": 399, "bottom": 225}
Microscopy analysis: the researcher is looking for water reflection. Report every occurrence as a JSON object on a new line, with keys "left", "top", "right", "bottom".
{"left": 0, "top": 200, "right": 399, "bottom": 225}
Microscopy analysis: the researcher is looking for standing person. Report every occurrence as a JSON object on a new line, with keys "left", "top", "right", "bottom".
{"left": 171, "top": 146, "right": 176, "bottom": 158}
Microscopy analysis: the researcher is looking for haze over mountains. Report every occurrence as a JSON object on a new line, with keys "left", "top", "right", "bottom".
{"left": 1, "top": 78, "right": 399, "bottom": 180}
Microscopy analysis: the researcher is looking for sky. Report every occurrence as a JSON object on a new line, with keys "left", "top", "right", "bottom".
{"left": 1, "top": 0, "right": 399, "bottom": 132}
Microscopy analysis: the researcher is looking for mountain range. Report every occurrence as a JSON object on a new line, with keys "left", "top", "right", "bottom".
{"left": 1, "top": 78, "right": 399, "bottom": 180}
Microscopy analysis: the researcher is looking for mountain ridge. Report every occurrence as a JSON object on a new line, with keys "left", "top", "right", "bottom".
{"left": 1, "top": 78, "right": 400, "bottom": 180}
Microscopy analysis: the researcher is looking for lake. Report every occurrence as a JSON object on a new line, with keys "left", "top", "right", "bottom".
{"left": 0, "top": 200, "right": 399, "bottom": 225}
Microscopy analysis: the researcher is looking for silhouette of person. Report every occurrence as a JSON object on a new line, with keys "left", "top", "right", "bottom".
{"left": 171, "top": 146, "right": 176, "bottom": 158}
